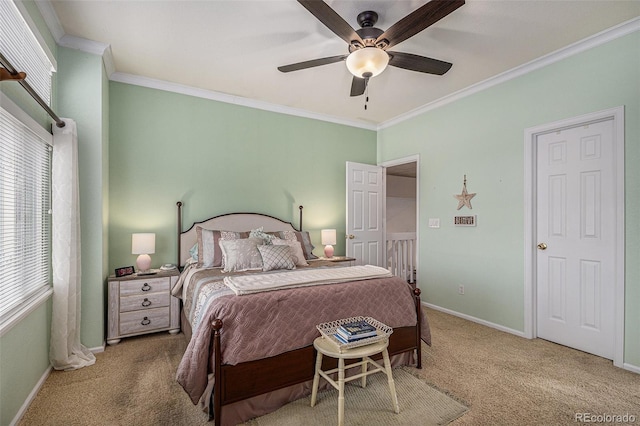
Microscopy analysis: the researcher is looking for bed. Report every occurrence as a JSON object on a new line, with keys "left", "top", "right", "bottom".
{"left": 172, "top": 202, "right": 430, "bottom": 425}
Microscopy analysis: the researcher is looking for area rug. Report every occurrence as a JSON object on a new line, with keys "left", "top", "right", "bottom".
{"left": 242, "top": 369, "right": 468, "bottom": 425}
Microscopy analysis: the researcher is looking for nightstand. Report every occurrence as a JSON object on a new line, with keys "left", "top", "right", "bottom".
{"left": 107, "top": 269, "right": 180, "bottom": 345}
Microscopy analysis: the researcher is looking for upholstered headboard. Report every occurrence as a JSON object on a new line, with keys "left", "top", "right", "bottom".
{"left": 176, "top": 202, "right": 302, "bottom": 266}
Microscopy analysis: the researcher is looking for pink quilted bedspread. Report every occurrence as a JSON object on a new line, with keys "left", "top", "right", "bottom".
{"left": 176, "top": 276, "right": 430, "bottom": 404}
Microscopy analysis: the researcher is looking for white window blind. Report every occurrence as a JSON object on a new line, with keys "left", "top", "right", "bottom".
{"left": 0, "top": 106, "right": 52, "bottom": 323}
{"left": 0, "top": 0, "right": 55, "bottom": 106}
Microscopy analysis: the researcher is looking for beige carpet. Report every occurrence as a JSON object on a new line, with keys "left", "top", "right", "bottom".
{"left": 19, "top": 325, "right": 466, "bottom": 426}
{"left": 19, "top": 308, "right": 640, "bottom": 425}
{"left": 411, "top": 309, "right": 640, "bottom": 425}
{"left": 18, "top": 333, "right": 210, "bottom": 426}
{"left": 242, "top": 369, "right": 467, "bottom": 426}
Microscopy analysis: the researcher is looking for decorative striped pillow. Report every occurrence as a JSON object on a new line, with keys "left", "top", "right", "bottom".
{"left": 196, "top": 227, "right": 249, "bottom": 268}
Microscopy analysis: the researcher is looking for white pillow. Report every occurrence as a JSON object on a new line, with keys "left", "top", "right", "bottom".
{"left": 272, "top": 238, "right": 308, "bottom": 266}
{"left": 219, "top": 238, "right": 264, "bottom": 272}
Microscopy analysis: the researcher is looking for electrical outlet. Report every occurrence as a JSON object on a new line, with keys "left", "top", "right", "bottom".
{"left": 458, "top": 285, "right": 465, "bottom": 295}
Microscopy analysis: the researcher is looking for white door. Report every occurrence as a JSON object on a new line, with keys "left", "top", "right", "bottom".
{"left": 346, "top": 162, "right": 383, "bottom": 266}
{"left": 536, "top": 119, "right": 615, "bottom": 359}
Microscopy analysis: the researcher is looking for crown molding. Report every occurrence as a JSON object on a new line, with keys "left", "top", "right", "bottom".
{"left": 102, "top": 45, "right": 116, "bottom": 77}
{"left": 110, "top": 72, "right": 378, "bottom": 131}
{"left": 34, "top": 0, "right": 64, "bottom": 43}
{"left": 57, "top": 34, "right": 109, "bottom": 56}
{"left": 32, "top": 0, "right": 638, "bottom": 132}
{"left": 35, "top": 1, "right": 115, "bottom": 77}
{"left": 378, "top": 17, "right": 640, "bottom": 130}
{"left": 35, "top": 2, "right": 374, "bottom": 129}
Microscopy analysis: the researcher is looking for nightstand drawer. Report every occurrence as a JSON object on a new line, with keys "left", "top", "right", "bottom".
{"left": 120, "top": 293, "right": 170, "bottom": 313}
{"left": 120, "top": 277, "right": 169, "bottom": 296}
{"left": 120, "top": 307, "right": 170, "bottom": 335}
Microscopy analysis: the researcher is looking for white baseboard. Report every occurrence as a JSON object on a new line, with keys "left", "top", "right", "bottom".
{"left": 89, "top": 343, "right": 105, "bottom": 354}
{"left": 623, "top": 363, "right": 640, "bottom": 375}
{"left": 9, "top": 365, "right": 52, "bottom": 426}
{"left": 423, "top": 302, "right": 527, "bottom": 338}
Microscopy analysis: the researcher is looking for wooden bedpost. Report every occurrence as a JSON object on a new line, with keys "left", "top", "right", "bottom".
{"left": 210, "top": 319, "right": 223, "bottom": 425}
{"left": 298, "top": 205, "right": 303, "bottom": 231}
{"left": 414, "top": 288, "right": 422, "bottom": 369}
{"left": 177, "top": 201, "right": 183, "bottom": 267}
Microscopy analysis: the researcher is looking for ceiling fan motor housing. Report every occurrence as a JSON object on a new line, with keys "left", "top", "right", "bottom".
{"left": 350, "top": 11, "right": 386, "bottom": 51}
{"left": 353, "top": 27, "right": 384, "bottom": 46}
{"left": 357, "top": 10, "right": 378, "bottom": 27}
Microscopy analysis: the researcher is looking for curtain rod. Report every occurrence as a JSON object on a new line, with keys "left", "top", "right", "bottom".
{"left": 0, "top": 51, "right": 65, "bottom": 128}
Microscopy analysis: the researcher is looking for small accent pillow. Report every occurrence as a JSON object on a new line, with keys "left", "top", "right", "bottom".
{"left": 196, "top": 227, "right": 249, "bottom": 268}
{"left": 272, "top": 238, "right": 308, "bottom": 266}
{"left": 219, "top": 238, "right": 264, "bottom": 272}
{"left": 271, "top": 230, "right": 318, "bottom": 259}
{"left": 189, "top": 243, "right": 198, "bottom": 262}
{"left": 249, "top": 227, "right": 275, "bottom": 245}
{"left": 258, "top": 245, "right": 296, "bottom": 272}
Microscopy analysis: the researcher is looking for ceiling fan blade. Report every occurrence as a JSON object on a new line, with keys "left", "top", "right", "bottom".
{"left": 376, "top": 0, "right": 465, "bottom": 50}
{"left": 388, "top": 51, "right": 452, "bottom": 75}
{"left": 278, "top": 55, "right": 348, "bottom": 73}
{"left": 297, "top": 0, "right": 364, "bottom": 46}
{"left": 350, "top": 76, "right": 366, "bottom": 97}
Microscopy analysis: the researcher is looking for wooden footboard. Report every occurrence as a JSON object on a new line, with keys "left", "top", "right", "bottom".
{"left": 208, "top": 287, "right": 423, "bottom": 425}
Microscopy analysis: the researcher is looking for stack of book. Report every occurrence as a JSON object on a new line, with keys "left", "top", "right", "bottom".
{"left": 334, "top": 319, "right": 378, "bottom": 344}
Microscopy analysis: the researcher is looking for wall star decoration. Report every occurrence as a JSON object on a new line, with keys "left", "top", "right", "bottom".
{"left": 454, "top": 175, "right": 476, "bottom": 210}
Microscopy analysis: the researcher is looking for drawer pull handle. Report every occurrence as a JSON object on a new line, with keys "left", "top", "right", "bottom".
{"left": 141, "top": 298, "right": 151, "bottom": 307}
{"left": 141, "top": 283, "right": 151, "bottom": 292}
{"left": 141, "top": 317, "right": 151, "bottom": 326}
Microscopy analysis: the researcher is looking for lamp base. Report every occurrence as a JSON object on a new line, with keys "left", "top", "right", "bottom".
{"left": 324, "top": 245, "right": 334, "bottom": 259}
{"left": 136, "top": 254, "right": 152, "bottom": 273}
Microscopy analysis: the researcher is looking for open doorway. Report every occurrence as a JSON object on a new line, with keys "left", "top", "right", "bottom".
{"left": 384, "top": 159, "right": 418, "bottom": 285}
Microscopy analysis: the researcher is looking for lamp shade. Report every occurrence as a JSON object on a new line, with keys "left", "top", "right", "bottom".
{"left": 132, "top": 233, "right": 155, "bottom": 255}
{"left": 345, "top": 47, "right": 389, "bottom": 78}
{"left": 321, "top": 229, "right": 337, "bottom": 246}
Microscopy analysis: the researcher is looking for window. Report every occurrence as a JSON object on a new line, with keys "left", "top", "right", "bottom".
{"left": 0, "top": 0, "right": 55, "bottom": 335}
{"left": 0, "top": 0, "right": 55, "bottom": 106}
{"left": 0, "top": 102, "right": 53, "bottom": 334}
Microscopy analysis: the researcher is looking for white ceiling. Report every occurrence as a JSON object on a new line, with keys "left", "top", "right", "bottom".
{"left": 49, "top": 0, "right": 639, "bottom": 127}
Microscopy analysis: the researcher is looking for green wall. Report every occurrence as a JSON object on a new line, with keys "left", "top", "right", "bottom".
{"left": 377, "top": 32, "right": 640, "bottom": 367}
{"left": 108, "top": 82, "right": 377, "bottom": 272}
{"left": 56, "top": 46, "right": 109, "bottom": 350}
{"left": 0, "top": 301, "right": 52, "bottom": 425}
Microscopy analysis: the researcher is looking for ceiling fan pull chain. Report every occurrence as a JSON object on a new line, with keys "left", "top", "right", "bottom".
{"left": 364, "top": 75, "right": 370, "bottom": 110}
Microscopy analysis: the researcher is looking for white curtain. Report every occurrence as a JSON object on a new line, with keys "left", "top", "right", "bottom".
{"left": 50, "top": 119, "right": 96, "bottom": 371}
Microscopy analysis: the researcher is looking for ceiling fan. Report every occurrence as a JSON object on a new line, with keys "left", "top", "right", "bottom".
{"left": 278, "top": 0, "right": 465, "bottom": 97}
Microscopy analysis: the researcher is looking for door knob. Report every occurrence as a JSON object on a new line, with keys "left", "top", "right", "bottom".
{"left": 347, "top": 234, "right": 355, "bottom": 239}
{"left": 537, "top": 243, "right": 547, "bottom": 250}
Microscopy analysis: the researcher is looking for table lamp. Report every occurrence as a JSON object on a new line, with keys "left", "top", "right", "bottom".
{"left": 321, "top": 229, "right": 337, "bottom": 259}
{"left": 132, "top": 233, "right": 155, "bottom": 274}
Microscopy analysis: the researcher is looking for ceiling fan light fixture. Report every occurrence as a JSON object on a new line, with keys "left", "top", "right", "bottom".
{"left": 345, "top": 47, "right": 389, "bottom": 78}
